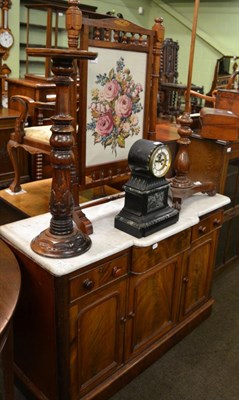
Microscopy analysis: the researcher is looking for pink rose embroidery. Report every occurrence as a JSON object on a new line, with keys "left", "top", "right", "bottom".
{"left": 96, "top": 112, "right": 114, "bottom": 136}
{"left": 103, "top": 80, "right": 120, "bottom": 101}
{"left": 115, "top": 95, "right": 132, "bottom": 118}
{"left": 87, "top": 57, "right": 143, "bottom": 155}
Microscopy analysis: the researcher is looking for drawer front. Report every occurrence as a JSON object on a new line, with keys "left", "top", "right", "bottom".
{"left": 70, "top": 253, "right": 129, "bottom": 301}
{"left": 132, "top": 228, "right": 191, "bottom": 273}
{"left": 192, "top": 210, "right": 223, "bottom": 242}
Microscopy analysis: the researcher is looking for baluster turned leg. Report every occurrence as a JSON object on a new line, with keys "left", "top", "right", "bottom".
{"left": 31, "top": 55, "right": 91, "bottom": 258}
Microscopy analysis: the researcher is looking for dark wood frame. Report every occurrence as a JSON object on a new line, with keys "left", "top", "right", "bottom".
{"left": 76, "top": 17, "right": 157, "bottom": 189}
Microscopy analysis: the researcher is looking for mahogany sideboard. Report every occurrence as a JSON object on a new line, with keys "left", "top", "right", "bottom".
{"left": 0, "top": 194, "right": 230, "bottom": 400}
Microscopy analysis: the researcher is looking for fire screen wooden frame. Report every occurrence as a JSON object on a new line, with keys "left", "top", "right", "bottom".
{"left": 77, "top": 17, "right": 155, "bottom": 189}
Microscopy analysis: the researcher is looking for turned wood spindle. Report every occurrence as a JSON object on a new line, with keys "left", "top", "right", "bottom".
{"left": 170, "top": 0, "right": 216, "bottom": 210}
{"left": 29, "top": 0, "right": 97, "bottom": 257}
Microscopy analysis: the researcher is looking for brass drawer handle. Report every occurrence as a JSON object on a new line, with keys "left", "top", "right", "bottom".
{"left": 112, "top": 266, "right": 122, "bottom": 278}
{"left": 83, "top": 278, "right": 95, "bottom": 291}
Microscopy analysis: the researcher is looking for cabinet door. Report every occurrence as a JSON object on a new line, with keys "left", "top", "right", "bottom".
{"left": 69, "top": 279, "right": 127, "bottom": 399}
{"left": 180, "top": 234, "right": 215, "bottom": 319}
{"left": 125, "top": 256, "right": 181, "bottom": 360}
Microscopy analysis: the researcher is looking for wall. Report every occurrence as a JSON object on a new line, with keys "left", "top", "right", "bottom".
{"left": 7, "top": 1, "right": 239, "bottom": 94}
{"left": 7, "top": 0, "right": 20, "bottom": 77}
{"left": 150, "top": 0, "right": 239, "bottom": 92}
{"left": 82, "top": 0, "right": 239, "bottom": 93}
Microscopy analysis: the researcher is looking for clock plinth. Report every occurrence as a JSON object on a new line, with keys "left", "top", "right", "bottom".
{"left": 115, "top": 173, "right": 179, "bottom": 238}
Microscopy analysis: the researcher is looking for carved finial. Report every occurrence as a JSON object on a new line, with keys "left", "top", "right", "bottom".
{"left": 152, "top": 17, "right": 164, "bottom": 42}
{"left": 65, "top": 0, "right": 82, "bottom": 49}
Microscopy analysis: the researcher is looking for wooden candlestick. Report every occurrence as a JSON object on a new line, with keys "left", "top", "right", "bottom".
{"left": 29, "top": 49, "right": 96, "bottom": 258}
{"left": 149, "top": 17, "right": 165, "bottom": 141}
{"left": 170, "top": 0, "right": 216, "bottom": 209}
{"left": 27, "top": 0, "right": 97, "bottom": 257}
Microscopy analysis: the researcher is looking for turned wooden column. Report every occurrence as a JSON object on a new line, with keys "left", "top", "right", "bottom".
{"left": 149, "top": 17, "right": 165, "bottom": 140}
{"left": 170, "top": 0, "right": 215, "bottom": 209}
{"left": 29, "top": 49, "right": 96, "bottom": 258}
{"left": 28, "top": 0, "right": 97, "bottom": 257}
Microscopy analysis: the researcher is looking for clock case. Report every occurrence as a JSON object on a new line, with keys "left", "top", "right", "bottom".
{"left": 115, "top": 140, "right": 179, "bottom": 238}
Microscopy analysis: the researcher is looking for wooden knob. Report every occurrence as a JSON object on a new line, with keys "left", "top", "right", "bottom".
{"left": 112, "top": 266, "right": 122, "bottom": 277}
{"left": 198, "top": 225, "right": 206, "bottom": 233}
{"left": 213, "top": 218, "right": 221, "bottom": 226}
{"left": 83, "top": 278, "right": 95, "bottom": 290}
{"left": 183, "top": 276, "right": 189, "bottom": 283}
{"left": 128, "top": 311, "right": 135, "bottom": 319}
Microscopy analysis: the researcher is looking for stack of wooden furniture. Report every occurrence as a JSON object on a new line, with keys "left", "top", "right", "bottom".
{"left": 186, "top": 85, "right": 239, "bottom": 273}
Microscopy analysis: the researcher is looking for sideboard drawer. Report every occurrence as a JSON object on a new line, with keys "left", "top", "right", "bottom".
{"left": 191, "top": 210, "right": 223, "bottom": 242}
{"left": 131, "top": 228, "right": 191, "bottom": 273}
{"left": 69, "top": 253, "right": 129, "bottom": 301}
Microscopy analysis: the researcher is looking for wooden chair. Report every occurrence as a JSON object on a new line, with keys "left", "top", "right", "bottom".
{"left": 7, "top": 15, "right": 163, "bottom": 192}
{"left": 0, "top": 239, "right": 21, "bottom": 400}
{"left": 7, "top": 95, "right": 55, "bottom": 193}
{"left": 7, "top": 15, "right": 164, "bottom": 236}
{"left": 189, "top": 69, "right": 239, "bottom": 111}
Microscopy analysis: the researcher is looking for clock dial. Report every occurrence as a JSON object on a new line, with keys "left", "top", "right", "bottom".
{"left": 128, "top": 139, "right": 172, "bottom": 179}
{"left": 150, "top": 145, "right": 171, "bottom": 178}
{"left": 0, "top": 30, "right": 13, "bottom": 48}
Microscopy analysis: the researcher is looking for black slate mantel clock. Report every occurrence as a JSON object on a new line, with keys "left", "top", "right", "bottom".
{"left": 115, "top": 139, "right": 179, "bottom": 238}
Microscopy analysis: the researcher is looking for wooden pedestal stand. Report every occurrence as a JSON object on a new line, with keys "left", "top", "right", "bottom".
{"left": 169, "top": 111, "right": 216, "bottom": 210}
{"left": 30, "top": 0, "right": 97, "bottom": 258}
{"left": 170, "top": 0, "right": 216, "bottom": 209}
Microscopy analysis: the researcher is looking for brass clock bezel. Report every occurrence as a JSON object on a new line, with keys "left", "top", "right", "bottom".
{"left": 148, "top": 143, "right": 172, "bottom": 178}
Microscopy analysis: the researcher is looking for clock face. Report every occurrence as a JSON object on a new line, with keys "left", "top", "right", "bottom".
{"left": 0, "top": 30, "right": 14, "bottom": 49}
{"left": 149, "top": 145, "right": 171, "bottom": 178}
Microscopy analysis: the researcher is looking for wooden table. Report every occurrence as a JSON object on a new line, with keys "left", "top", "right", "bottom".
{"left": 0, "top": 239, "right": 21, "bottom": 400}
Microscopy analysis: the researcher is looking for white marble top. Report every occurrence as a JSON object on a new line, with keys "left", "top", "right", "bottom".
{"left": 0, "top": 193, "right": 230, "bottom": 277}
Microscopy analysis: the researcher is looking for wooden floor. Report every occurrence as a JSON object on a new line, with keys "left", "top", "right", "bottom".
{"left": 0, "top": 179, "right": 121, "bottom": 217}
